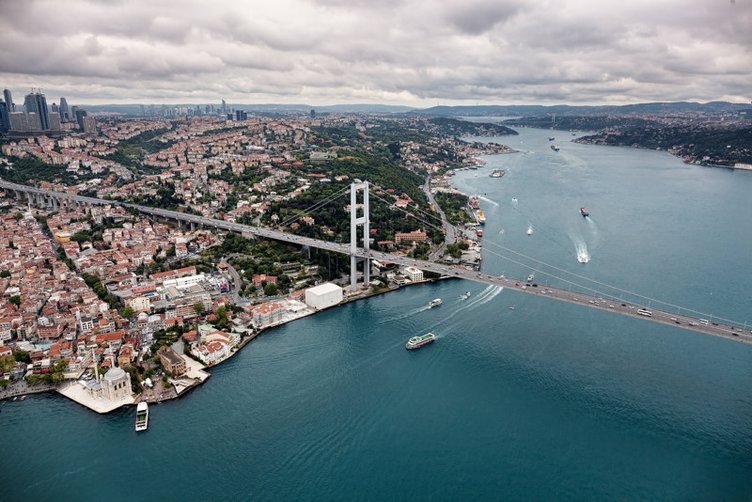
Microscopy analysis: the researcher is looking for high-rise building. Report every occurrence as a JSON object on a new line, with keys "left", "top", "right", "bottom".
{"left": 222, "top": 99, "right": 226, "bottom": 113}
{"left": 75, "top": 109, "right": 87, "bottom": 130}
{"left": 51, "top": 102, "right": 59, "bottom": 114}
{"left": 82, "top": 115, "right": 96, "bottom": 135}
{"left": 48, "top": 112, "right": 61, "bottom": 131}
{"left": 0, "top": 99, "right": 9, "bottom": 132}
{"left": 23, "top": 91, "right": 50, "bottom": 130}
{"left": 3, "top": 89, "right": 14, "bottom": 112}
{"left": 9, "top": 112, "right": 29, "bottom": 132}
{"left": 59, "top": 97, "right": 69, "bottom": 121}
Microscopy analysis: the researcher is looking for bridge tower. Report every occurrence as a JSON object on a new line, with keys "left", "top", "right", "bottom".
{"left": 350, "top": 181, "right": 370, "bottom": 288}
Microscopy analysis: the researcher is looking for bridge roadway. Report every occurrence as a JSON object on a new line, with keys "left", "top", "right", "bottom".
{"left": 1, "top": 179, "right": 750, "bottom": 347}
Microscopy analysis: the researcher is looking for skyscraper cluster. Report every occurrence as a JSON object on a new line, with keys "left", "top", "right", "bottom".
{"left": 0, "top": 88, "right": 93, "bottom": 135}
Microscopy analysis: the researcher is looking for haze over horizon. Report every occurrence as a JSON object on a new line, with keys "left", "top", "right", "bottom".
{"left": 1, "top": 0, "right": 750, "bottom": 107}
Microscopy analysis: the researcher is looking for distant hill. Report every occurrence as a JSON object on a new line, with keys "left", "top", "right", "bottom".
{"left": 411, "top": 102, "right": 752, "bottom": 117}
{"left": 78, "top": 101, "right": 752, "bottom": 118}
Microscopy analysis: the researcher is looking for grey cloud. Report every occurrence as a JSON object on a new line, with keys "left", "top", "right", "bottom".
{"left": 444, "top": 0, "right": 525, "bottom": 35}
{"left": 0, "top": 0, "right": 749, "bottom": 106}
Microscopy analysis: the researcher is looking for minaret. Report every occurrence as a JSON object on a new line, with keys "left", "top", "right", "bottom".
{"left": 92, "top": 348, "right": 100, "bottom": 382}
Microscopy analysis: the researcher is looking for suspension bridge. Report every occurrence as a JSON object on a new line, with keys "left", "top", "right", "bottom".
{"left": 1, "top": 178, "right": 750, "bottom": 346}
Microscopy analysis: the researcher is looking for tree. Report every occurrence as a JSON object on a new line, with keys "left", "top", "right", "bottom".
{"left": 193, "top": 302, "right": 204, "bottom": 316}
{"left": 9, "top": 294, "right": 21, "bottom": 306}
{"left": 263, "top": 282, "right": 279, "bottom": 296}
{"left": 214, "top": 305, "right": 229, "bottom": 330}
{"left": 122, "top": 306, "right": 135, "bottom": 319}
{"left": 0, "top": 269, "right": 10, "bottom": 278}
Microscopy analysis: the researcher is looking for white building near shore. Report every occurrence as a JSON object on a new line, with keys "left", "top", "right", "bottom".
{"left": 403, "top": 266, "right": 424, "bottom": 282}
{"left": 305, "top": 283, "right": 343, "bottom": 310}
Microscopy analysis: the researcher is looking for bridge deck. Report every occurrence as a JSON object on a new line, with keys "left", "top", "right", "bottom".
{"left": 2, "top": 179, "right": 750, "bottom": 346}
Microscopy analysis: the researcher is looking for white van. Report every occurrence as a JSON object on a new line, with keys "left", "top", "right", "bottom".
{"left": 637, "top": 309, "right": 652, "bottom": 317}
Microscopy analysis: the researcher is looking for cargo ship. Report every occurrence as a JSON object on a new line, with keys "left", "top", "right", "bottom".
{"left": 406, "top": 332, "right": 436, "bottom": 350}
{"left": 580, "top": 207, "right": 589, "bottom": 217}
{"left": 135, "top": 402, "right": 149, "bottom": 432}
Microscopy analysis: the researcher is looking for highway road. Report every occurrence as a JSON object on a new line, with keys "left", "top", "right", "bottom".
{"left": 2, "top": 178, "right": 750, "bottom": 346}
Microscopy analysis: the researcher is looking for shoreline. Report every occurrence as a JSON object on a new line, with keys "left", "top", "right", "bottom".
{"left": 1, "top": 278, "right": 453, "bottom": 413}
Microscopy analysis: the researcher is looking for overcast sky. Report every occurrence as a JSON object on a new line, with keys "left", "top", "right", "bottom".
{"left": 0, "top": 0, "right": 750, "bottom": 106}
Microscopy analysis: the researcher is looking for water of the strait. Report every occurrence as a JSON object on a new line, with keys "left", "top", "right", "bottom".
{"left": 2, "top": 127, "right": 751, "bottom": 501}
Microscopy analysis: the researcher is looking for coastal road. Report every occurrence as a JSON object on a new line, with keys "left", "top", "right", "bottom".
{"left": 423, "top": 176, "right": 462, "bottom": 262}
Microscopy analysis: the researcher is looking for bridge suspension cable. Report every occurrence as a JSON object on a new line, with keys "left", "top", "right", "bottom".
{"left": 369, "top": 192, "right": 446, "bottom": 235}
{"left": 276, "top": 185, "right": 351, "bottom": 229}
{"left": 481, "top": 239, "right": 743, "bottom": 325}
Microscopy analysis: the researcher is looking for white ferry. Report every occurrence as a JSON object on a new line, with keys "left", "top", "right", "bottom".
{"left": 406, "top": 332, "right": 436, "bottom": 350}
{"left": 135, "top": 402, "right": 149, "bottom": 432}
{"left": 428, "top": 298, "right": 443, "bottom": 308}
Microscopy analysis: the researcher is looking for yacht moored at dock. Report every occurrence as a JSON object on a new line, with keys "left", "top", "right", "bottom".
{"left": 476, "top": 209, "right": 486, "bottom": 225}
{"left": 135, "top": 402, "right": 149, "bottom": 432}
{"left": 406, "top": 332, "right": 436, "bottom": 350}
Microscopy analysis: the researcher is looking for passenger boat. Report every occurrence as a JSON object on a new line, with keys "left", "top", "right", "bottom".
{"left": 527, "top": 226, "right": 533, "bottom": 236}
{"left": 580, "top": 207, "right": 589, "bottom": 217}
{"left": 135, "top": 402, "right": 149, "bottom": 432}
{"left": 550, "top": 144, "right": 560, "bottom": 151}
{"left": 548, "top": 137, "right": 555, "bottom": 141}
{"left": 462, "top": 291, "right": 470, "bottom": 300}
{"left": 527, "top": 273, "right": 535, "bottom": 282}
{"left": 406, "top": 332, "right": 436, "bottom": 350}
{"left": 428, "top": 298, "right": 443, "bottom": 308}
{"left": 476, "top": 209, "right": 486, "bottom": 225}
{"left": 489, "top": 169, "right": 505, "bottom": 178}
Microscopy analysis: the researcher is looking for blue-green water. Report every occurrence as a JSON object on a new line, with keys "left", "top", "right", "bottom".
{"left": 2, "top": 128, "right": 752, "bottom": 501}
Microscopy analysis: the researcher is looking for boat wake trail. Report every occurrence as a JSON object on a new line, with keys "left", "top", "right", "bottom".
{"left": 479, "top": 196, "right": 498, "bottom": 206}
{"left": 570, "top": 235, "right": 591, "bottom": 263}
{"left": 377, "top": 305, "right": 430, "bottom": 324}
{"left": 465, "top": 285, "right": 496, "bottom": 308}
{"left": 473, "top": 286, "right": 503, "bottom": 306}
